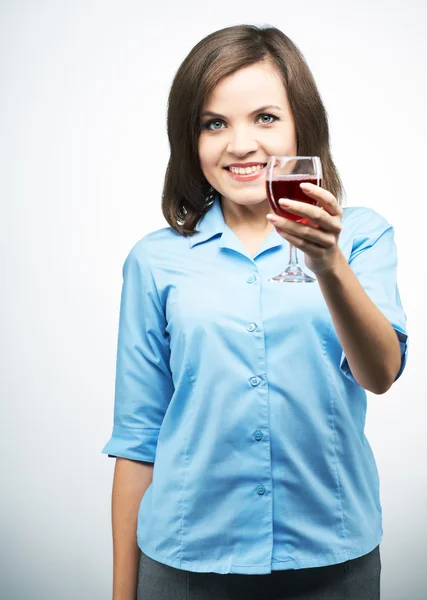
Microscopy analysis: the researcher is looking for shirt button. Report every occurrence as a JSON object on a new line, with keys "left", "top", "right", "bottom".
{"left": 250, "top": 377, "right": 260, "bottom": 387}
{"left": 254, "top": 430, "right": 263, "bottom": 441}
{"left": 246, "top": 274, "right": 257, "bottom": 284}
{"left": 247, "top": 323, "right": 257, "bottom": 332}
{"left": 257, "top": 485, "right": 266, "bottom": 495}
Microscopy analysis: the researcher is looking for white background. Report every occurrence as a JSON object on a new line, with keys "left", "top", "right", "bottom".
{"left": 1, "top": 1, "right": 426, "bottom": 598}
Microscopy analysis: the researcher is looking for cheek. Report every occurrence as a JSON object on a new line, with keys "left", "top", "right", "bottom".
{"left": 287, "top": 138, "right": 298, "bottom": 155}
{"left": 198, "top": 138, "right": 211, "bottom": 171}
{"left": 271, "top": 124, "right": 297, "bottom": 154}
{"left": 243, "top": 122, "right": 296, "bottom": 157}
{"left": 198, "top": 138, "right": 221, "bottom": 174}
{"left": 289, "top": 125, "right": 298, "bottom": 153}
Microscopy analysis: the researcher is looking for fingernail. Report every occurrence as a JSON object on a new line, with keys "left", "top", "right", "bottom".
{"left": 278, "top": 198, "right": 291, "bottom": 206}
{"left": 266, "top": 214, "right": 279, "bottom": 223}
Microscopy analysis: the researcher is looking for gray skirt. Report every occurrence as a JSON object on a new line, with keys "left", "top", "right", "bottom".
{"left": 137, "top": 545, "right": 381, "bottom": 600}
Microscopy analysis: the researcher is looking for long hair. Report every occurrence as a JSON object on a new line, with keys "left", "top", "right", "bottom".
{"left": 162, "top": 24, "right": 344, "bottom": 236}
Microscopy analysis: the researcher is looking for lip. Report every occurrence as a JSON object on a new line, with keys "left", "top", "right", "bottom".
{"left": 226, "top": 164, "right": 266, "bottom": 182}
{"left": 226, "top": 162, "right": 266, "bottom": 168}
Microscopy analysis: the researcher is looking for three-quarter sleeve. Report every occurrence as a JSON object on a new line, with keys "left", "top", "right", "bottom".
{"left": 340, "top": 208, "right": 408, "bottom": 384}
{"left": 102, "top": 241, "right": 173, "bottom": 462}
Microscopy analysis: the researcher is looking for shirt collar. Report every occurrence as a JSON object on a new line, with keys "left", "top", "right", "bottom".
{"left": 188, "top": 193, "right": 285, "bottom": 257}
{"left": 188, "top": 194, "right": 225, "bottom": 248}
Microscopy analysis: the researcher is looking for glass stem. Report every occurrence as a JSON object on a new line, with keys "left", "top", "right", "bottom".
{"left": 289, "top": 243, "right": 299, "bottom": 267}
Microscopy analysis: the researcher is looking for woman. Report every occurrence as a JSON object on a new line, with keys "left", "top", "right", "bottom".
{"left": 103, "top": 24, "right": 408, "bottom": 600}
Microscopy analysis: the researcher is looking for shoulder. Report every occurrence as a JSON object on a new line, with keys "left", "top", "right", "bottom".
{"left": 342, "top": 205, "right": 393, "bottom": 241}
{"left": 340, "top": 206, "right": 399, "bottom": 265}
{"left": 125, "top": 226, "right": 184, "bottom": 267}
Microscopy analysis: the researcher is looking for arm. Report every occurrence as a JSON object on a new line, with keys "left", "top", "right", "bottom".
{"left": 267, "top": 184, "right": 407, "bottom": 394}
{"left": 102, "top": 243, "right": 174, "bottom": 595}
{"left": 111, "top": 458, "right": 154, "bottom": 600}
{"left": 316, "top": 251, "right": 401, "bottom": 394}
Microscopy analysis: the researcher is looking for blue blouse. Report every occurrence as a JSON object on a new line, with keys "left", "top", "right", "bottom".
{"left": 102, "top": 195, "right": 408, "bottom": 575}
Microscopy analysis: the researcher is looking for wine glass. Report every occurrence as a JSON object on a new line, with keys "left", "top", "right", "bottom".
{"left": 266, "top": 156, "right": 322, "bottom": 283}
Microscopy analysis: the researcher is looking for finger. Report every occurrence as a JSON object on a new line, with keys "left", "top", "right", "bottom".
{"left": 299, "top": 182, "right": 343, "bottom": 217}
{"left": 277, "top": 230, "right": 325, "bottom": 255}
{"left": 277, "top": 200, "right": 342, "bottom": 235}
{"left": 304, "top": 218, "right": 320, "bottom": 229}
{"left": 275, "top": 221, "right": 338, "bottom": 249}
{"left": 267, "top": 213, "right": 334, "bottom": 247}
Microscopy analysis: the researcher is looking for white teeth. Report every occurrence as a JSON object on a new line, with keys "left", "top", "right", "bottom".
{"left": 229, "top": 164, "right": 264, "bottom": 175}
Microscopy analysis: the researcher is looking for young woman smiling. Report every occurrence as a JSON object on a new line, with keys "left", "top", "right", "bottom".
{"left": 103, "top": 24, "right": 408, "bottom": 600}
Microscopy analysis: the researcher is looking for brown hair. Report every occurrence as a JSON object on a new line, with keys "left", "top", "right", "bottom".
{"left": 162, "top": 24, "right": 345, "bottom": 236}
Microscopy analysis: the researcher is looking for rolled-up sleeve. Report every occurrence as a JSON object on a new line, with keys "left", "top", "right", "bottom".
{"left": 340, "top": 209, "right": 408, "bottom": 384}
{"left": 102, "top": 240, "right": 173, "bottom": 462}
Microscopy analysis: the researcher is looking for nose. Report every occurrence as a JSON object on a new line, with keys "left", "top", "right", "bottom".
{"left": 226, "top": 126, "right": 259, "bottom": 157}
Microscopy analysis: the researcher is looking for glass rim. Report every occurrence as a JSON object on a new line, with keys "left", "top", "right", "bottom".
{"left": 267, "top": 155, "right": 320, "bottom": 160}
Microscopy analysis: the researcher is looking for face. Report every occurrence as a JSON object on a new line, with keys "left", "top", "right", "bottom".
{"left": 198, "top": 61, "right": 297, "bottom": 208}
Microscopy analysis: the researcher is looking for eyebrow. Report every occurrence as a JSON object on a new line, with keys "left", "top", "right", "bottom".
{"left": 200, "top": 104, "right": 283, "bottom": 120}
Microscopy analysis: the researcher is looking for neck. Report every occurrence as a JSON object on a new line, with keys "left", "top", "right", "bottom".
{"left": 220, "top": 196, "right": 274, "bottom": 233}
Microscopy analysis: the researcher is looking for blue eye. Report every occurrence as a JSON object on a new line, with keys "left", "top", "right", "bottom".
{"left": 257, "top": 114, "right": 278, "bottom": 125}
{"left": 203, "top": 119, "right": 225, "bottom": 131}
{"left": 202, "top": 113, "right": 279, "bottom": 131}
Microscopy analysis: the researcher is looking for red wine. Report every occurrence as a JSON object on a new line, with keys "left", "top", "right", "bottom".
{"left": 266, "top": 175, "right": 321, "bottom": 222}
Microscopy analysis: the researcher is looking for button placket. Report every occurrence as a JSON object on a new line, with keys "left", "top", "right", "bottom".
{"left": 245, "top": 267, "right": 269, "bottom": 505}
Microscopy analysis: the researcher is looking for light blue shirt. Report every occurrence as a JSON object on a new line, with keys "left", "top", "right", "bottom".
{"left": 102, "top": 195, "right": 408, "bottom": 575}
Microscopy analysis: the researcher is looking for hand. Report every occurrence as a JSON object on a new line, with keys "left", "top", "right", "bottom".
{"left": 266, "top": 182, "right": 344, "bottom": 275}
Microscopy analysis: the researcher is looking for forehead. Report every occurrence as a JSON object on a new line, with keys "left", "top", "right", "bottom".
{"left": 203, "top": 62, "right": 288, "bottom": 112}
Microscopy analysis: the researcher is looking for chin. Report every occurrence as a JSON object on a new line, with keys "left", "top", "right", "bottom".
{"left": 222, "top": 189, "right": 267, "bottom": 205}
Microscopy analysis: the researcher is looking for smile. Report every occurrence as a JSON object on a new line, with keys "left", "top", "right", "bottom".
{"left": 225, "top": 164, "right": 266, "bottom": 182}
